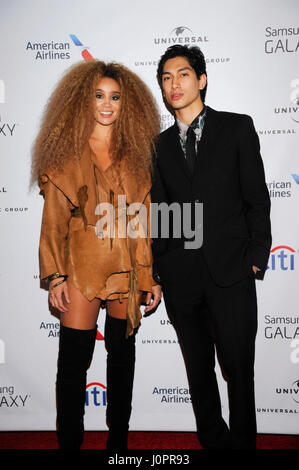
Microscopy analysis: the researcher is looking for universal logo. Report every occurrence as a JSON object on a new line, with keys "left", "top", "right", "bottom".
{"left": 154, "top": 26, "right": 208, "bottom": 46}
{"left": 274, "top": 79, "right": 299, "bottom": 124}
{"left": 0, "top": 207, "right": 28, "bottom": 213}
{"left": 276, "top": 379, "right": 299, "bottom": 404}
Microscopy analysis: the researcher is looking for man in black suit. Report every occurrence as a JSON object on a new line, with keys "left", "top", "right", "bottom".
{"left": 151, "top": 45, "right": 271, "bottom": 449}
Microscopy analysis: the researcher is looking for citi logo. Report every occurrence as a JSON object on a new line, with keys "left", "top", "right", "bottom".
{"left": 267, "top": 245, "right": 295, "bottom": 271}
{"left": 85, "top": 382, "right": 107, "bottom": 407}
{"left": 69, "top": 34, "right": 94, "bottom": 60}
{"left": 0, "top": 80, "right": 4, "bottom": 104}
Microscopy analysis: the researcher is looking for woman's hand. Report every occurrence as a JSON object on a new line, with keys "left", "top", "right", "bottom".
{"left": 49, "top": 279, "right": 71, "bottom": 313}
{"left": 144, "top": 284, "right": 162, "bottom": 316}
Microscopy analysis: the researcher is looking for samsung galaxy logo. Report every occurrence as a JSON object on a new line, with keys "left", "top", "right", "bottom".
{"left": 265, "top": 26, "right": 299, "bottom": 54}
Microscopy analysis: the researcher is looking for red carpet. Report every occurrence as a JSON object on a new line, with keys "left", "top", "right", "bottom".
{"left": 0, "top": 432, "right": 298, "bottom": 449}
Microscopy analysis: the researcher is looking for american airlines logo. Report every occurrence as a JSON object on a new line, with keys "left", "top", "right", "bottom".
{"left": 69, "top": 34, "right": 94, "bottom": 60}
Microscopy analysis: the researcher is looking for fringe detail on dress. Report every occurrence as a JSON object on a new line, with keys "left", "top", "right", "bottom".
{"left": 77, "top": 185, "right": 88, "bottom": 231}
{"left": 126, "top": 267, "right": 142, "bottom": 338}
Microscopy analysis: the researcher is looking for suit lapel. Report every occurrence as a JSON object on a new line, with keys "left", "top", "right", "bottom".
{"left": 193, "top": 106, "right": 221, "bottom": 176}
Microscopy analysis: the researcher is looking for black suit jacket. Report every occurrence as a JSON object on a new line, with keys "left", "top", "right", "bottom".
{"left": 151, "top": 106, "right": 272, "bottom": 287}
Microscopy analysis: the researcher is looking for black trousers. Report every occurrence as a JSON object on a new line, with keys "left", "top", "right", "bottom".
{"left": 162, "top": 249, "right": 257, "bottom": 449}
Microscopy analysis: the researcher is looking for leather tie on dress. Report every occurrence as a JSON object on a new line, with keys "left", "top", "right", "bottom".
{"left": 185, "top": 126, "right": 197, "bottom": 173}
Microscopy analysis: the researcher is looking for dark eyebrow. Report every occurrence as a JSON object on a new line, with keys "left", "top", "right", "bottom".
{"left": 162, "top": 66, "right": 192, "bottom": 75}
{"left": 95, "top": 88, "right": 120, "bottom": 94}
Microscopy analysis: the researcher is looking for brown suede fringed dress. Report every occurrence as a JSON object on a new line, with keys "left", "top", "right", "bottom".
{"left": 38, "top": 145, "right": 155, "bottom": 337}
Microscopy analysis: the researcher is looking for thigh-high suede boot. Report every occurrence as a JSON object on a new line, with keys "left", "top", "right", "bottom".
{"left": 56, "top": 324, "right": 97, "bottom": 449}
{"left": 104, "top": 315, "right": 136, "bottom": 450}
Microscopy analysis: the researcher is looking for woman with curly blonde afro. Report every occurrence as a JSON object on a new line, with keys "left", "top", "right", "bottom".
{"left": 32, "top": 59, "right": 162, "bottom": 449}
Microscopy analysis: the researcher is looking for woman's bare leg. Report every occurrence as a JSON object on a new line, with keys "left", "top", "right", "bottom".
{"left": 60, "top": 281, "right": 101, "bottom": 329}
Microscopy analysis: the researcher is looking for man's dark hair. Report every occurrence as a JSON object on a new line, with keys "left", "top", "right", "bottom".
{"left": 157, "top": 45, "right": 208, "bottom": 102}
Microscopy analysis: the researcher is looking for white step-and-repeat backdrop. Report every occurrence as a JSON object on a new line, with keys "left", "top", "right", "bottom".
{"left": 0, "top": 0, "right": 298, "bottom": 434}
